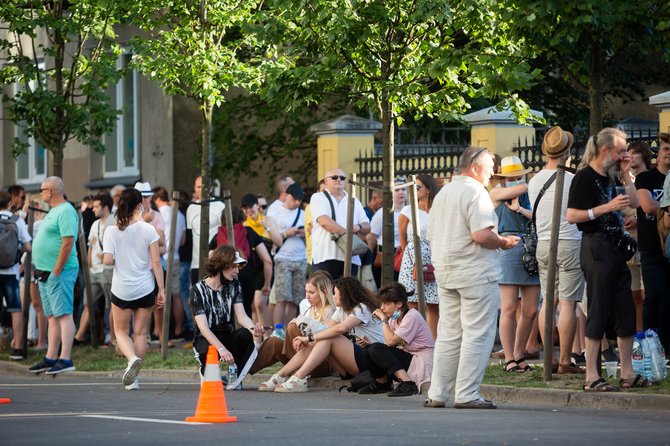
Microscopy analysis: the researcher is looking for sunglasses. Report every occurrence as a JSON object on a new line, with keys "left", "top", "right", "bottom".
{"left": 39, "top": 188, "right": 50, "bottom": 193}
{"left": 329, "top": 175, "right": 346, "bottom": 181}
{"left": 260, "top": 205, "right": 268, "bottom": 210}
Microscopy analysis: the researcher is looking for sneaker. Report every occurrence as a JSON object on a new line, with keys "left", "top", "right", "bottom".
{"left": 388, "top": 380, "right": 418, "bottom": 397}
{"left": 45, "top": 359, "right": 76, "bottom": 375}
{"left": 274, "top": 375, "right": 308, "bottom": 393}
{"left": 28, "top": 357, "right": 57, "bottom": 373}
{"left": 122, "top": 357, "right": 143, "bottom": 386}
{"left": 423, "top": 398, "right": 446, "bottom": 408}
{"left": 258, "top": 373, "right": 286, "bottom": 392}
{"left": 358, "top": 380, "right": 392, "bottom": 394}
{"left": 125, "top": 378, "right": 140, "bottom": 390}
{"left": 453, "top": 398, "right": 497, "bottom": 409}
{"left": 9, "top": 349, "right": 27, "bottom": 360}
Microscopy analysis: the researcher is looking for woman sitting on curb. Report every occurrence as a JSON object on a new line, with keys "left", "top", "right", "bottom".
{"left": 190, "top": 245, "right": 264, "bottom": 389}
{"left": 260, "top": 276, "right": 384, "bottom": 392}
{"left": 358, "top": 282, "right": 434, "bottom": 397}
{"left": 251, "top": 271, "right": 336, "bottom": 378}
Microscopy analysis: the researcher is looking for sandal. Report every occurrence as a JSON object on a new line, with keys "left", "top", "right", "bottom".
{"left": 583, "top": 377, "right": 619, "bottom": 392}
{"left": 619, "top": 374, "right": 653, "bottom": 389}
{"left": 504, "top": 360, "right": 521, "bottom": 372}
{"left": 515, "top": 357, "right": 533, "bottom": 373}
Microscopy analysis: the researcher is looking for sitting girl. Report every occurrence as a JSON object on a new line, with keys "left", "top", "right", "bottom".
{"left": 260, "top": 276, "right": 384, "bottom": 392}
{"left": 190, "top": 245, "right": 264, "bottom": 389}
{"left": 358, "top": 282, "right": 434, "bottom": 396}
{"left": 251, "top": 271, "right": 335, "bottom": 378}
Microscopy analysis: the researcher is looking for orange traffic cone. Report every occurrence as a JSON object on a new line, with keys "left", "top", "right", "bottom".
{"left": 185, "top": 345, "right": 238, "bottom": 423}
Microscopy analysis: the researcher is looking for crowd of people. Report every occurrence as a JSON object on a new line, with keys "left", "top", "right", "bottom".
{"left": 1, "top": 127, "right": 669, "bottom": 406}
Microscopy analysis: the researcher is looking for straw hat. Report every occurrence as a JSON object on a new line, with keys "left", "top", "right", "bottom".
{"left": 542, "top": 126, "right": 574, "bottom": 157}
{"left": 496, "top": 156, "right": 531, "bottom": 177}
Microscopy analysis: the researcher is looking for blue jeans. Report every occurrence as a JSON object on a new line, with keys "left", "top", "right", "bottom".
{"left": 640, "top": 252, "right": 670, "bottom": 351}
{"left": 179, "top": 261, "right": 194, "bottom": 331}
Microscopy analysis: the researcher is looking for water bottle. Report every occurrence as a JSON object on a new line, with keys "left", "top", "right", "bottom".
{"left": 641, "top": 336, "right": 654, "bottom": 381}
{"left": 227, "top": 363, "right": 238, "bottom": 386}
{"left": 272, "top": 323, "right": 286, "bottom": 340}
{"left": 632, "top": 332, "right": 646, "bottom": 377}
{"left": 645, "top": 329, "right": 667, "bottom": 381}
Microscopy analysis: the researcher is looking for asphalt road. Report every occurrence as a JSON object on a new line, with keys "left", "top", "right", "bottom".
{"left": 2, "top": 373, "right": 670, "bottom": 446}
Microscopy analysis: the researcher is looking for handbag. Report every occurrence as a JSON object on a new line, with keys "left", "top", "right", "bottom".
{"left": 521, "top": 172, "right": 557, "bottom": 277}
{"left": 608, "top": 230, "right": 638, "bottom": 262}
{"left": 413, "top": 264, "right": 436, "bottom": 282}
{"left": 393, "top": 246, "right": 404, "bottom": 272}
{"left": 324, "top": 190, "right": 368, "bottom": 256}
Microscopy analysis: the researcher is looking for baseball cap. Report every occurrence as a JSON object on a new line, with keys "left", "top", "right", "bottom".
{"left": 240, "top": 193, "right": 258, "bottom": 208}
{"left": 286, "top": 183, "right": 305, "bottom": 200}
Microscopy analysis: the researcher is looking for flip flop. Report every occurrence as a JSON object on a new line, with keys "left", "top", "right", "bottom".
{"left": 619, "top": 374, "right": 653, "bottom": 389}
{"left": 583, "top": 377, "right": 619, "bottom": 392}
{"left": 504, "top": 360, "right": 521, "bottom": 372}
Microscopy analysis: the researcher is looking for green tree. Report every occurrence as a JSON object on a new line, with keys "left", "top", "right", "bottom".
{"left": 262, "top": 0, "right": 539, "bottom": 285}
{"left": 0, "top": 0, "right": 123, "bottom": 176}
{"left": 129, "top": 0, "right": 263, "bottom": 276}
{"left": 509, "top": 1, "right": 670, "bottom": 134}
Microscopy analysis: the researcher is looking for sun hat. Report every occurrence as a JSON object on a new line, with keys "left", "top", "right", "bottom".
{"left": 495, "top": 156, "right": 532, "bottom": 177}
{"left": 134, "top": 181, "right": 152, "bottom": 197}
{"left": 542, "top": 126, "right": 574, "bottom": 157}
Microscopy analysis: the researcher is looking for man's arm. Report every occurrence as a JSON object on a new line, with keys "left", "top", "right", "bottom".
{"left": 53, "top": 236, "right": 74, "bottom": 276}
{"left": 472, "top": 227, "right": 518, "bottom": 250}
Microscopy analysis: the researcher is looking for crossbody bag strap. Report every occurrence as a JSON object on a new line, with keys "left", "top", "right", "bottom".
{"left": 323, "top": 190, "right": 337, "bottom": 221}
{"left": 290, "top": 208, "right": 301, "bottom": 228}
{"left": 530, "top": 172, "right": 558, "bottom": 226}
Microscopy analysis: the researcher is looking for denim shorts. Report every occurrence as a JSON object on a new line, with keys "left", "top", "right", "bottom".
{"left": 38, "top": 266, "right": 79, "bottom": 318}
{"left": 0, "top": 274, "right": 21, "bottom": 312}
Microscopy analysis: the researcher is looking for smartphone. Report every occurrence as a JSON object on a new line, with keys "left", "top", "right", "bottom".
{"left": 297, "top": 226, "right": 304, "bottom": 229}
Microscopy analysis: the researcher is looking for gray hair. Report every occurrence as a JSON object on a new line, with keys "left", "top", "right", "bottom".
{"left": 45, "top": 176, "right": 64, "bottom": 194}
{"left": 578, "top": 128, "right": 627, "bottom": 170}
{"left": 458, "top": 147, "right": 491, "bottom": 171}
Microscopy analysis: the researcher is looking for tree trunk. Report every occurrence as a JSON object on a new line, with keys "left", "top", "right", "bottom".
{"left": 588, "top": 40, "right": 603, "bottom": 135}
{"left": 380, "top": 93, "right": 395, "bottom": 287}
{"left": 198, "top": 101, "right": 214, "bottom": 279}
{"left": 52, "top": 147, "right": 64, "bottom": 178}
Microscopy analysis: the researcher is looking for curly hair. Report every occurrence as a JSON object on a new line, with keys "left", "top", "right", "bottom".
{"left": 116, "top": 188, "right": 142, "bottom": 230}
{"left": 377, "top": 282, "right": 409, "bottom": 310}
{"left": 205, "top": 245, "right": 246, "bottom": 277}
{"left": 333, "top": 276, "right": 379, "bottom": 313}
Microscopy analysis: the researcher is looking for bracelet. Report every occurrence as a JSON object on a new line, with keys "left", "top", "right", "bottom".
{"left": 588, "top": 208, "right": 596, "bottom": 221}
{"left": 308, "top": 333, "right": 314, "bottom": 342}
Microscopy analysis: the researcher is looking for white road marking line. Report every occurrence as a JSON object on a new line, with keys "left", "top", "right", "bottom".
{"left": 80, "top": 414, "right": 209, "bottom": 425}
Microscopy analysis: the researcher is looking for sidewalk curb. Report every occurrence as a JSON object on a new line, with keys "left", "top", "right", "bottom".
{"left": 3, "top": 360, "right": 670, "bottom": 411}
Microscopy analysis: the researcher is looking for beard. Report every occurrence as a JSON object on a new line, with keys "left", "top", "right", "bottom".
{"left": 602, "top": 155, "right": 621, "bottom": 184}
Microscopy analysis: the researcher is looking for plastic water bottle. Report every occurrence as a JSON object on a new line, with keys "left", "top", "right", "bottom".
{"left": 641, "top": 336, "right": 654, "bottom": 381}
{"left": 632, "top": 332, "right": 646, "bottom": 377}
{"left": 227, "top": 363, "right": 238, "bottom": 386}
{"left": 645, "top": 329, "right": 667, "bottom": 381}
{"left": 272, "top": 324, "right": 286, "bottom": 340}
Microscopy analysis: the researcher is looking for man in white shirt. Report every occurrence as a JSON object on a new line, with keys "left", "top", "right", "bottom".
{"left": 152, "top": 186, "right": 189, "bottom": 339}
{"left": 271, "top": 183, "right": 307, "bottom": 325}
{"left": 528, "top": 126, "right": 585, "bottom": 375}
{"left": 74, "top": 193, "right": 115, "bottom": 346}
{"left": 266, "top": 175, "right": 294, "bottom": 219}
{"left": 310, "top": 168, "right": 370, "bottom": 279}
{"left": 0, "top": 190, "right": 32, "bottom": 360}
{"left": 186, "top": 176, "right": 225, "bottom": 284}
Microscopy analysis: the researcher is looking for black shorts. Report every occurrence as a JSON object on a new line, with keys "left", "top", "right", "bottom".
{"left": 111, "top": 286, "right": 157, "bottom": 309}
{"left": 581, "top": 233, "right": 636, "bottom": 339}
{"left": 340, "top": 343, "right": 370, "bottom": 379}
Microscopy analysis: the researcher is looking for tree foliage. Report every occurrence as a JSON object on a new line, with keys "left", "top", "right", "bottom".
{"left": 0, "top": 0, "right": 123, "bottom": 176}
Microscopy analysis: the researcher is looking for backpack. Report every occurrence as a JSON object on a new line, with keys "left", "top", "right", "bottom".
{"left": 0, "top": 214, "right": 21, "bottom": 268}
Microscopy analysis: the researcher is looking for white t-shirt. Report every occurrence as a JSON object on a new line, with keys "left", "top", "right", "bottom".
{"left": 310, "top": 191, "right": 369, "bottom": 266}
{"left": 399, "top": 205, "right": 428, "bottom": 239}
{"left": 266, "top": 199, "right": 284, "bottom": 219}
{"left": 369, "top": 208, "right": 401, "bottom": 248}
{"left": 0, "top": 211, "right": 31, "bottom": 278}
{"left": 332, "top": 303, "right": 384, "bottom": 344}
{"left": 103, "top": 220, "right": 159, "bottom": 301}
{"left": 186, "top": 200, "right": 225, "bottom": 269}
{"left": 528, "top": 169, "right": 581, "bottom": 241}
{"left": 273, "top": 205, "right": 306, "bottom": 262}
{"left": 88, "top": 215, "right": 116, "bottom": 274}
{"left": 158, "top": 204, "right": 186, "bottom": 262}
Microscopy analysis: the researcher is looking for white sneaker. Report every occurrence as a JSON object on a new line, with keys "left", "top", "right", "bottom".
{"left": 274, "top": 375, "right": 309, "bottom": 393}
{"left": 125, "top": 378, "right": 140, "bottom": 390}
{"left": 122, "top": 357, "right": 143, "bottom": 386}
{"left": 258, "top": 373, "right": 286, "bottom": 392}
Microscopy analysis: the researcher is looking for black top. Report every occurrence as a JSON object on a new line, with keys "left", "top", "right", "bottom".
{"left": 635, "top": 168, "right": 666, "bottom": 254}
{"left": 190, "top": 278, "right": 243, "bottom": 338}
{"left": 568, "top": 165, "right": 623, "bottom": 234}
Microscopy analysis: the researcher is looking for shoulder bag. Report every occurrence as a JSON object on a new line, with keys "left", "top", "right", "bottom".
{"left": 323, "top": 191, "right": 369, "bottom": 256}
{"left": 521, "top": 172, "right": 557, "bottom": 277}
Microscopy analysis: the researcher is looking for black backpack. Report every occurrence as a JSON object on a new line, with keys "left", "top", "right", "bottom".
{"left": 0, "top": 214, "right": 21, "bottom": 268}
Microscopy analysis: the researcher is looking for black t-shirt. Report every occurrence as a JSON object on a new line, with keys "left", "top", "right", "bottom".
{"left": 190, "top": 278, "right": 243, "bottom": 337}
{"left": 635, "top": 168, "right": 666, "bottom": 254}
{"left": 568, "top": 165, "right": 623, "bottom": 234}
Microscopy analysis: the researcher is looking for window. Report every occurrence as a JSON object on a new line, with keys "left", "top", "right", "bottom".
{"left": 15, "top": 62, "right": 47, "bottom": 185}
{"left": 103, "top": 53, "right": 139, "bottom": 177}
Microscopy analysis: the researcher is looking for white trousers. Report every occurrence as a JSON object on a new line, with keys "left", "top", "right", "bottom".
{"left": 428, "top": 281, "right": 499, "bottom": 404}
